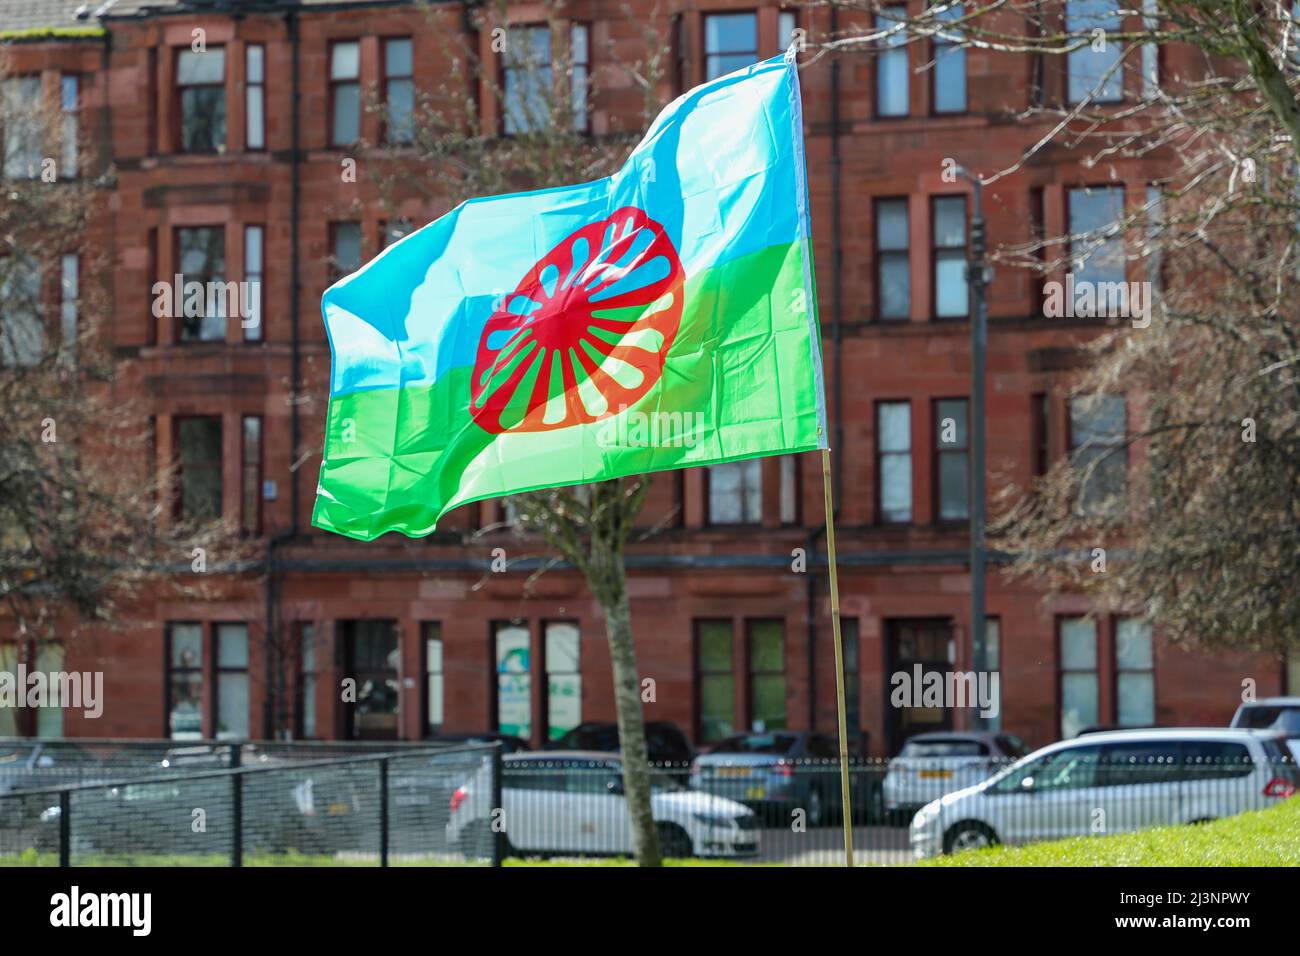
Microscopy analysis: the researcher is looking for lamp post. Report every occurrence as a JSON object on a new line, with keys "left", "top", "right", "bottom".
{"left": 956, "top": 166, "right": 989, "bottom": 727}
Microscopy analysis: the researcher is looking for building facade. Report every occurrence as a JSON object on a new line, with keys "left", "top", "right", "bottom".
{"left": 1, "top": 0, "right": 1293, "bottom": 755}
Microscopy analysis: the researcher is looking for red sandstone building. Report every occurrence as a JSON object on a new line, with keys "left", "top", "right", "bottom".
{"left": 1, "top": 0, "right": 1293, "bottom": 755}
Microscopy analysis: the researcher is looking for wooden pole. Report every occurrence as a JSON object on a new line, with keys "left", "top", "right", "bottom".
{"left": 821, "top": 447, "right": 855, "bottom": 867}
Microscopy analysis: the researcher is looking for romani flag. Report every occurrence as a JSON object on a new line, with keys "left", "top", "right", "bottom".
{"left": 313, "top": 53, "right": 827, "bottom": 540}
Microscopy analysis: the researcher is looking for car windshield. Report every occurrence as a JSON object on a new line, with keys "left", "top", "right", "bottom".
{"left": 710, "top": 734, "right": 797, "bottom": 755}
{"left": 901, "top": 739, "right": 986, "bottom": 758}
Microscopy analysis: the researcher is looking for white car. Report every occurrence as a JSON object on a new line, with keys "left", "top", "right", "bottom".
{"left": 882, "top": 731, "right": 1028, "bottom": 818}
{"left": 910, "top": 728, "right": 1298, "bottom": 858}
{"left": 447, "top": 751, "right": 760, "bottom": 859}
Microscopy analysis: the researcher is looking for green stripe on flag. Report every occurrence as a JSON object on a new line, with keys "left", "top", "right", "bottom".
{"left": 313, "top": 240, "right": 821, "bottom": 540}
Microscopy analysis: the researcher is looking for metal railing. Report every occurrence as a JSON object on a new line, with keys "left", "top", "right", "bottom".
{"left": 4, "top": 744, "right": 1296, "bottom": 866}
{"left": 0, "top": 741, "right": 498, "bottom": 866}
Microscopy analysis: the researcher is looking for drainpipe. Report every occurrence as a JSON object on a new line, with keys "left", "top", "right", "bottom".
{"left": 806, "top": 7, "right": 845, "bottom": 735}
{"left": 263, "top": 6, "right": 304, "bottom": 740}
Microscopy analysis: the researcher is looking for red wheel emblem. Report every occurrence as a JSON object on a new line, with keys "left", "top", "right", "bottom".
{"left": 470, "top": 206, "right": 685, "bottom": 434}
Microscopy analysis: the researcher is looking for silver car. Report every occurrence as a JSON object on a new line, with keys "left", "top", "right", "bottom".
{"left": 1230, "top": 697, "right": 1300, "bottom": 760}
{"left": 883, "top": 731, "right": 1027, "bottom": 819}
{"left": 910, "top": 728, "right": 1298, "bottom": 858}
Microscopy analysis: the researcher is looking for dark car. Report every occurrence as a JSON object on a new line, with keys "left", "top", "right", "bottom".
{"left": 547, "top": 722, "right": 695, "bottom": 769}
{"left": 689, "top": 731, "right": 879, "bottom": 826}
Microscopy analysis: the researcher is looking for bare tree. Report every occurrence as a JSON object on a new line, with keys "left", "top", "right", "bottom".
{"left": 365, "top": 1, "right": 677, "bottom": 864}
{"left": 822, "top": 2, "right": 1300, "bottom": 655}
{"left": 0, "top": 53, "right": 236, "bottom": 667}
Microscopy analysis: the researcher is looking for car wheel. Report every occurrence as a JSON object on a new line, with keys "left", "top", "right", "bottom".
{"left": 943, "top": 821, "right": 998, "bottom": 855}
{"left": 806, "top": 787, "right": 825, "bottom": 827}
{"left": 656, "top": 822, "right": 693, "bottom": 859}
{"left": 457, "top": 820, "right": 511, "bottom": 859}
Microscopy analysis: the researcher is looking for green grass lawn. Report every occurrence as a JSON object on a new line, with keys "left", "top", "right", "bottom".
{"left": 919, "top": 798, "right": 1300, "bottom": 866}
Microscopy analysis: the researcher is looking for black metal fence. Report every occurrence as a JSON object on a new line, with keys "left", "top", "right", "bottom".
{"left": 0, "top": 741, "right": 498, "bottom": 866}
{"left": 486, "top": 752, "right": 1299, "bottom": 865}
{"left": 4, "top": 741, "right": 1297, "bottom": 866}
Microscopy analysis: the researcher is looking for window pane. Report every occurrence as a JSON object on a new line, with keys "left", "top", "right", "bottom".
{"left": 778, "top": 12, "right": 797, "bottom": 51}
{"left": 698, "top": 621, "right": 732, "bottom": 671}
{"left": 333, "top": 83, "right": 360, "bottom": 143}
{"left": 705, "top": 13, "right": 757, "bottom": 80}
{"left": 1117, "top": 673, "right": 1154, "bottom": 726}
{"left": 169, "top": 672, "right": 204, "bottom": 739}
{"left": 178, "top": 418, "right": 223, "bottom": 519}
{"left": 877, "top": 9, "right": 909, "bottom": 117}
{"left": 61, "top": 75, "right": 78, "bottom": 177}
{"left": 241, "top": 416, "right": 261, "bottom": 533}
{"left": 933, "top": 197, "right": 966, "bottom": 247}
{"left": 700, "top": 675, "right": 735, "bottom": 742}
{"left": 1071, "top": 394, "right": 1125, "bottom": 446}
{"left": 385, "top": 38, "right": 412, "bottom": 76}
{"left": 749, "top": 620, "right": 784, "bottom": 672}
{"left": 2, "top": 77, "right": 43, "bottom": 178}
{"left": 705, "top": 13, "right": 757, "bottom": 54}
{"left": 217, "top": 673, "right": 249, "bottom": 738}
{"left": 244, "top": 225, "right": 263, "bottom": 272}
{"left": 938, "top": 451, "right": 969, "bottom": 520}
{"left": 1067, "top": 0, "right": 1123, "bottom": 103}
{"left": 1069, "top": 186, "right": 1126, "bottom": 287}
{"left": 246, "top": 45, "right": 264, "bottom": 83}
{"left": 779, "top": 456, "right": 797, "bottom": 523}
{"left": 935, "top": 399, "right": 969, "bottom": 448}
{"left": 877, "top": 199, "right": 909, "bottom": 249}
{"left": 180, "top": 87, "right": 226, "bottom": 152}
{"left": 709, "top": 460, "right": 761, "bottom": 523}
{"left": 387, "top": 79, "right": 414, "bottom": 142}
{"left": 330, "top": 42, "right": 360, "bottom": 80}
{"left": 179, "top": 49, "right": 224, "bottom": 84}
{"left": 750, "top": 675, "right": 786, "bottom": 731}
{"left": 60, "top": 253, "right": 78, "bottom": 349}
{"left": 1, "top": 255, "right": 44, "bottom": 365}
{"left": 878, "top": 402, "right": 911, "bottom": 452}
{"left": 170, "top": 623, "right": 203, "bottom": 668}
{"left": 246, "top": 85, "right": 264, "bottom": 150}
{"left": 880, "top": 454, "right": 913, "bottom": 521}
{"left": 934, "top": 251, "right": 967, "bottom": 317}
{"left": 1116, "top": 618, "right": 1153, "bottom": 669}
{"left": 332, "top": 222, "right": 362, "bottom": 275}
{"left": 934, "top": 45, "right": 966, "bottom": 112}
{"left": 504, "top": 27, "right": 551, "bottom": 134}
{"left": 879, "top": 254, "right": 909, "bottom": 319}
{"left": 1059, "top": 617, "right": 1097, "bottom": 669}
{"left": 217, "top": 623, "right": 249, "bottom": 668}
{"left": 1061, "top": 673, "right": 1099, "bottom": 738}
{"left": 545, "top": 622, "right": 581, "bottom": 741}
{"left": 495, "top": 624, "right": 531, "bottom": 738}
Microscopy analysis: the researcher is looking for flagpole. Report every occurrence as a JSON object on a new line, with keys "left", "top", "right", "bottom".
{"left": 821, "top": 447, "right": 855, "bottom": 867}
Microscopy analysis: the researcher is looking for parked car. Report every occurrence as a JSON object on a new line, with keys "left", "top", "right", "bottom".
{"left": 1230, "top": 697, "right": 1300, "bottom": 759}
{"left": 432, "top": 732, "right": 531, "bottom": 754}
{"left": 0, "top": 742, "right": 106, "bottom": 796}
{"left": 447, "top": 751, "right": 760, "bottom": 859}
{"left": 910, "top": 728, "right": 1299, "bottom": 858}
{"left": 690, "top": 731, "right": 879, "bottom": 826}
{"left": 883, "top": 731, "right": 1028, "bottom": 820}
{"left": 547, "top": 722, "right": 693, "bottom": 768}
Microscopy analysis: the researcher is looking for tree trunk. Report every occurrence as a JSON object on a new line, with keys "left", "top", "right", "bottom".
{"left": 590, "top": 526, "right": 663, "bottom": 867}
